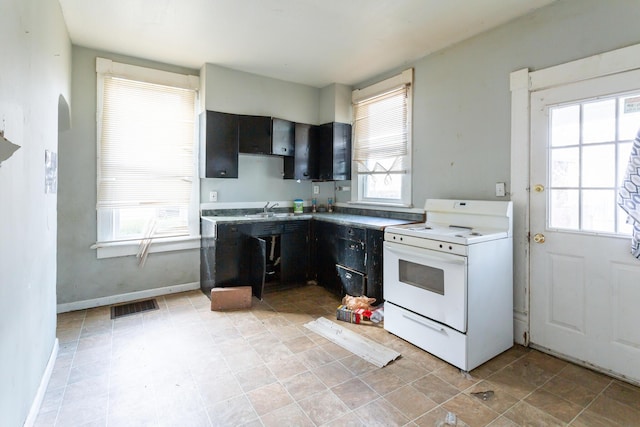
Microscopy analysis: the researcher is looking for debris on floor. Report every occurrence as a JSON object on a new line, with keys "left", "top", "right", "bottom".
{"left": 471, "top": 390, "right": 495, "bottom": 401}
{"left": 437, "top": 411, "right": 458, "bottom": 426}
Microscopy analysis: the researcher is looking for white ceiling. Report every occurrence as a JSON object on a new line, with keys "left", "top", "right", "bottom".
{"left": 58, "top": 0, "right": 555, "bottom": 88}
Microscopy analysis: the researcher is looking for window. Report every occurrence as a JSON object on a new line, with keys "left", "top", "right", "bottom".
{"left": 95, "top": 58, "right": 200, "bottom": 259}
{"left": 548, "top": 91, "right": 640, "bottom": 235}
{"left": 352, "top": 69, "right": 412, "bottom": 206}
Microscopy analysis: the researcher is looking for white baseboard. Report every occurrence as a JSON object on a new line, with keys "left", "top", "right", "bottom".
{"left": 513, "top": 310, "right": 529, "bottom": 346}
{"left": 24, "top": 338, "right": 59, "bottom": 427}
{"left": 56, "top": 282, "right": 200, "bottom": 313}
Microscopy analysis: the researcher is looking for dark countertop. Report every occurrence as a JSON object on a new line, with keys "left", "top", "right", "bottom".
{"left": 201, "top": 212, "right": 416, "bottom": 232}
{"left": 310, "top": 213, "right": 417, "bottom": 230}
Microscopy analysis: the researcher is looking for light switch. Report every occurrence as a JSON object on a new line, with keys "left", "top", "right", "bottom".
{"left": 209, "top": 191, "right": 218, "bottom": 202}
{"left": 313, "top": 185, "right": 319, "bottom": 194}
{"left": 495, "top": 182, "right": 506, "bottom": 197}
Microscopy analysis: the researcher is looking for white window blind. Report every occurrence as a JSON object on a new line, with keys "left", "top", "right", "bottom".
{"left": 97, "top": 75, "right": 196, "bottom": 242}
{"left": 353, "top": 85, "right": 409, "bottom": 175}
{"left": 351, "top": 68, "right": 412, "bottom": 205}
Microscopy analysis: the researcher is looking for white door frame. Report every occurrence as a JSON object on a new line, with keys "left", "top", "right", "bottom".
{"left": 509, "top": 42, "right": 640, "bottom": 346}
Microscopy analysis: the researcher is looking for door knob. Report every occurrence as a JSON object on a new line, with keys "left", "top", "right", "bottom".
{"left": 533, "top": 184, "right": 544, "bottom": 192}
{"left": 533, "top": 233, "right": 545, "bottom": 243}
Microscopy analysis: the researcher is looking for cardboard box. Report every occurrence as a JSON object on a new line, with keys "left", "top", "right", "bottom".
{"left": 210, "top": 286, "right": 252, "bottom": 311}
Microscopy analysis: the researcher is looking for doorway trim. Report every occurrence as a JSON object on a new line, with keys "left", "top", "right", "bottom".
{"left": 509, "top": 42, "right": 640, "bottom": 346}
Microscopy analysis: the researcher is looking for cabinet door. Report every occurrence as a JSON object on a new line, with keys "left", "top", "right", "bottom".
{"left": 239, "top": 115, "right": 272, "bottom": 154}
{"left": 214, "top": 237, "right": 244, "bottom": 286}
{"left": 317, "top": 123, "right": 334, "bottom": 181}
{"left": 332, "top": 122, "right": 352, "bottom": 181}
{"left": 281, "top": 221, "right": 309, "bottom": 284}
{"left": 272, "top": 118, "right": 295, "bottom": 157}
{"left": 366, "top": 229, "right": 384, "bottom": 305}
{"left": 201, "top": 111, "right": 238, "bottom": 178}
{"left": 318, "top": 122, "right": 352, "bottom": 181}
{"left": 246, "top": 236, "right": 266, "bottom": 300}
{"left": 294, "top": 123, "right": 318, "bottom": 180}
{"left": 314, "top": 221, "right": 341, "bottom": 294}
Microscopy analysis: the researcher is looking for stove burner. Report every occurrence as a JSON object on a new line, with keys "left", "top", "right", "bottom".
{"left": 408, "top": 226, "right": 432, "bottom": 231}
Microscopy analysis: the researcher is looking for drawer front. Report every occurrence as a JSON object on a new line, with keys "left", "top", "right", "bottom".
{"left": 216, "top": 223, "right": 249, "bottom": 239}
{"left": 336, "top": 238, "right": 366, "bottom": 271}
{"left": 336, "top": 264, "right": 366, "bottom": 297}
{"left": 250, "top": 222, "right": 284, "bottom": 236}
{"left": 384, "top": 302, "right": 469, "bottom": 370}
{"left": 283, "top": 220, "right": 309, "bottom": 234}
{"left": 336, "top": 225, "right": 365, "bottom": 242}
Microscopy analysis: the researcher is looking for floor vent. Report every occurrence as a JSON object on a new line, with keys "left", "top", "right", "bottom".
{"left": 111, "top": 299, "right": 159, "bottom": 319}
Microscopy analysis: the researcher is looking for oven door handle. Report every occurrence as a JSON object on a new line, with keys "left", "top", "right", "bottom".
{"left": 384, "top": 241, "right": 466, "bottom": 265}
{"left": 402, "top": 312, "right": 446, "bottom": 333}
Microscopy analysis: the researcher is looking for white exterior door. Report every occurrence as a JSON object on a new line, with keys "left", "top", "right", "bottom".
{"left": 530, "top": 69, "right": 640, "bottom": 383}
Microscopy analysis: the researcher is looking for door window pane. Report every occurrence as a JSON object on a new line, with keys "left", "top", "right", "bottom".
{"left": 551, "top": 105, "right": 580, "bottom": 147}
{"left": 583, "top": 99, "right": 616, "bottom": 144}
{"left": 582, "top": 145, "right": 615, "bottom": 187}
{"left": 550, "top": 147, "right": 579, "bottom": 187}
{"left": 582, "top": 189, "right": 615, "bottom": 232}
{"left": 619, "top": 96, "right": 640, "bottom": 140}
{"left": 549, "top": 189, "right": 579, "bottom": 229}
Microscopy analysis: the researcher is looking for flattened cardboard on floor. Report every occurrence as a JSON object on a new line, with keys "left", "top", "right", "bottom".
{"left": 210, "top": 286, "right": 252, "bottom": 311}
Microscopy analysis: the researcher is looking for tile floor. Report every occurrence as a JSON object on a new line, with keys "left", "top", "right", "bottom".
{"left": 36, "top": 285, "right": 640, "bottom": 427}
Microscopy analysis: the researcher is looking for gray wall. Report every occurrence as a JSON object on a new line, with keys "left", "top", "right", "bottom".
{"left": 0, "top": 0, "right": 71, "bottom": 425}
{"left": 56, "top": 46, "right": 201, "bottom": 305}
{"left": 406, "top": 0, "right": 640, "bottom": 206}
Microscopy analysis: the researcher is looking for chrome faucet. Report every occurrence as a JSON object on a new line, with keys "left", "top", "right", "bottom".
{"left": 263, "top": 202, "right": 279, "bottom": 214}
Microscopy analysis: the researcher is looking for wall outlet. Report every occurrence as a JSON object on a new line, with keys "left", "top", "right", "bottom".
{"left": 495, "top": 182, "right": 506, "bottom": 197}
{"left": 313, "top": 185, "right": 319, "bottom": 194}
{"left": 209, "top": 191, "right": 218, "bottom": 202}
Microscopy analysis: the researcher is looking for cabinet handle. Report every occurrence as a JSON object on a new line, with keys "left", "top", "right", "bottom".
{"left": 345, "top": 273, "right": 352, "bottom": 279}
{"left": 303, "top": 172, "right": 309, "bottom": 177}
{"left": 219, "top": 170, "right": 226, "bottom": 176}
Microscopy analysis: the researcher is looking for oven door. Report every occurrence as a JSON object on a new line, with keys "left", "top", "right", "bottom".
{"left": 383, "top": 241, "right": 467, "bottom": 332}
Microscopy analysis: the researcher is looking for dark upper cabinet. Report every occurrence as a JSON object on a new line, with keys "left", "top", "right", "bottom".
{"left": 272, "top": 118, "right": 295, "bottom": 157}
{"left": 200, "top": 111, "right": 239, "bottom": 178}
{"left": 283, "top": 122, "right": 318, "bottom": 180}
{"left": 238, "top": 114, "right": 272, "bottom": 155}
{"left": 318, "top": 122, "right": 352, "bottom": 181}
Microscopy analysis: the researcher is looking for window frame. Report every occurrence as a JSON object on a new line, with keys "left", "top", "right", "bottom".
{"left": 94, "top": 58, "right": 200, "bottom": 259}
{"left": 351, "top": 69, "right": 413, "bottom": 207}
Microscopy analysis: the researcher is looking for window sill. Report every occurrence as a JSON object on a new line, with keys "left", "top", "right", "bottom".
{"left": 93, "top": 235, "right": 201, "bottom": 259}
{"left": 344, "top": 201, "right": 424, "bottom": 213}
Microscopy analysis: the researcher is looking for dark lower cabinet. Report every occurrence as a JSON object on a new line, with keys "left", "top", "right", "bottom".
{"left": 202, "top": 219, "right": 383, "bottom": 304}
{"left": 202, "top": 220, "right": 310, "bottom": 299}
{"left": 313, "top": 221, "right": 384, "bottom": 305}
